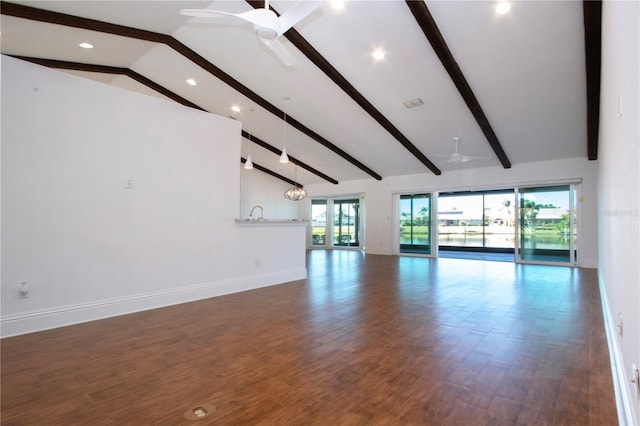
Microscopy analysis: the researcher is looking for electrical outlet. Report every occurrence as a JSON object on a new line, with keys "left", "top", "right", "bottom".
{"left": 632, "top": 363, "right": 639, "bottom": 397}
{"left": 255, "top": 259, "right": 261, "bottom": 268}
{"left": 124, "top": 178, "right": 134, "bottom": 189}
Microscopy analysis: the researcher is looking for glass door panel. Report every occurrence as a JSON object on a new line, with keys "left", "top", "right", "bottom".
{"left": 438, "top": 194, "right": 484, "bottom": 248}
{"left": 311, "top": 200, "right": 327, "bottom": 246}
{"left": 518, "top": 185, "right": 574, "bottom": 263}
{"left": 333, "top": 199, "right": 360, "bottom": 247}
{"left": 483, "top": 193, "right": 516, "bottom": 249}
{"left": 400, "top": 194, "right": 431, "bottom": 255}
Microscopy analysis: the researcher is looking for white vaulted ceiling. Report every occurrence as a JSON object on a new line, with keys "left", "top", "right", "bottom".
{"left": 0, "top": 0, "right": 599, "bottom": 187}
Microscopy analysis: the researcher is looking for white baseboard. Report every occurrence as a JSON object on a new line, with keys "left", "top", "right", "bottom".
{"left": 0, "top": 268, "right": 306, "bottom": 338}
{"left": 598, "top": 271, "right": 638, "bottom": 426}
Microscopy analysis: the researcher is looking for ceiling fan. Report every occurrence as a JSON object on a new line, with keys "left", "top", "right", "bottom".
{"left": 180, "top": 0, "right": 321, "bottom": 66}
{"left": 445, "top": 137, "right": 491, "bottom": 163}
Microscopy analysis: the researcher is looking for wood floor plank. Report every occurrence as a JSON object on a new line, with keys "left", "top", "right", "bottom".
{"left": 459, "top": 362, "right": 510, "bottom": 409}
{"left": 1, "top": 251, "right": 618, "bottom": 424}
{"left": 495, "top": 356, "right": 539, "bottom": 403}
{"left": 487, "top": 396, "right": 523, "bottom": 425}
{"left": 554, "top": 376, "right": 590, "bottom": 425}
{"left": 516, "top": 375, "right": 561, "bottom": 424}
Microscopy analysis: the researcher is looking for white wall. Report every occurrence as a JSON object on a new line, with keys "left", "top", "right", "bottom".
{"left": 0, "top": 56, "right": 306, "bottom": 337}
{"left": 598, "top": 1, "right": 640, "bottom": 424}
{"left": 240, "top": 166, "right": 300, "bottom": 220}
{"left": 304, "top": 157, "right": 598, "bottom": 267}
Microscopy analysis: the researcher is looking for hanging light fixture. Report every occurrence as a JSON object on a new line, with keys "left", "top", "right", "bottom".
{"left": 244, "top": 108, "right": 254, "bottom": 169}
{"left": 284, "top": 186, "right": 307, "bottom": 201}
{"left": 284, "top": 165, "right": 307, "bottom": 201}
{"left": 244, "top": 156, "right": 254, "bottom": 169}
{"left": 280, "top": 99, "right": 289, "bottom": 163}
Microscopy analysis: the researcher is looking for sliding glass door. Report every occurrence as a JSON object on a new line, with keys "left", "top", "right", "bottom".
{"left": 400, "top": 194, "right": 432, "bottom": 255}
{"left": 438, "top": 193, "right": 484, "bottom": 248}
{"left": 393, "top": 186, "right": 577, "bottom": 264}
{"left": 517, "top": 185, "right": 576, "bottom": 264}
{"left": 310, "top": 197, "right": 362, "bottom": 249}
{"left": 333, "top": 199, "right": 360, "bottom": 247}
{"left": 438, "top": 190, "right": 515, "bottom": 253}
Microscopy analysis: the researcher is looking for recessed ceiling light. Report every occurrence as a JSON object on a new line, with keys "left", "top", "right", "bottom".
{"left": 332, "top": 0, "right": 344, "bottom": 10}
{"left": 231, "top": 105, "right": 241, "bottom": 113}
{"left": 186, "top": 78, "right": 197, "bottom": 86}
{"left": 495, "top": 1, "right": 511, "bottom": 14}
{"left": 372, "top": 48, "right": 385, "bottom": 61}
{"left": 78, "top": 42, "right": 94, "bottom": 49}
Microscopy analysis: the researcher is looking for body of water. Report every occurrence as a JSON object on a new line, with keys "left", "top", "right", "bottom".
{"left": 400, "top": 233, "right": 571, "bottom": 250}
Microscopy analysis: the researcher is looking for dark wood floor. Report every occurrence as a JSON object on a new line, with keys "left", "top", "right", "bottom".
{"left": 1, "top": 251, "right": 617, "bottom": 425}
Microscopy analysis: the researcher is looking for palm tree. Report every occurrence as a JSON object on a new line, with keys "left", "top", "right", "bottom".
{"left": 503, "top": 199, "right": 512, "bottom": 215}
{"left": 417, "top": 206, "right": 429, "bottom": 226}
{"left": 520, "top": 199, "right": 540, "bottom": 233}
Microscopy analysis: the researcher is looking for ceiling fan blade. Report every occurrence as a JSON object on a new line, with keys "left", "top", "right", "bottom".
{"left": 461, "top": 155, "right": 492, "bottom": 162}
{"left": 277, "top": 1, "right": 322, "bottom": 35}
{"left": 180, "top": 9, "right": 238, "bottom": 19}
{"left": 237, "top": 9, "right": 279, "bottom": 29}
{"left": 180, "top": 8, "right": 276, "bottom": 29}
{"left": 260, "top": 37, "right": 296, "bottom": 66}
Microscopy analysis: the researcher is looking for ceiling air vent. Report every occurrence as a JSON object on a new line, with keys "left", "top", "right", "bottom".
{"left": 403, "top": 98, "right": 424, "bottom": 109}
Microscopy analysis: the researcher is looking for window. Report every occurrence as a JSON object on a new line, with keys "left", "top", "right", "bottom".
{"left": 311, "top": 200, "right": 328, "bottom": 246}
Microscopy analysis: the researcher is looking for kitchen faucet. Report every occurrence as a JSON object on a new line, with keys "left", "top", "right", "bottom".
{"left": 249, "top": 205, "right": 264, "bottom": 220}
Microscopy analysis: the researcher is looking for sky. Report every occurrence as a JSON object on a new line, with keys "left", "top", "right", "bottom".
{"left": 437, "top": 190, "right": 572, "bottom": 218}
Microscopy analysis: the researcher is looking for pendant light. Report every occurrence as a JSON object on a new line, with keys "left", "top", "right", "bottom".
{"left": 284, "top": 164, "right": 307, "bottom": 201}
{"left": 284, "top": 185, "right": 307, "bottom": 201}
{"left": 280, "top": 98, "right": 289, "bottom": 163}
{"left": 244, "top": 155, "right": 254, "bottom": 169}
{"left": 244, "top": 108, "right": 254, "bottom": 169}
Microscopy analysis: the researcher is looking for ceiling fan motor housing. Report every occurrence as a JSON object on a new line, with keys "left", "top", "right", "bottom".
{"left": 256, "top": 26, "right": 278, "bottom": 39}
{"left": 450, "top": 152, "right": 463, "bottom": 163}
{"left": 254, "top": 10, "right": 280, "bottom": 40}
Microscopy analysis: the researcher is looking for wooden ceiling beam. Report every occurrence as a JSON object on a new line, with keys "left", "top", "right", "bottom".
{"left": 0, "top": 1, "right": 381, "bottom": 180}
{"left": 583, "top": 0, "right": 602, "bottom": 161}
{"left": 405, "top": 1, "right": 512, "bottom": 169}
{"left": 241, "top": 158, "right": 302, "bottom": 188}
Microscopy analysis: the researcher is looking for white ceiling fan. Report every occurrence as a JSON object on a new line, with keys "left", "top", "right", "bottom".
{"left": 445, "top": 137, "right": 491, "bottom": 163}
{"left": 180, "top": 0, "right": 321, "bottom": 66}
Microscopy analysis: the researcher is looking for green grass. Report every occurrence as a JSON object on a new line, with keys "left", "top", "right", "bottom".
{"left": 400, "top": 226, "right": 430, "bottom": 235}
